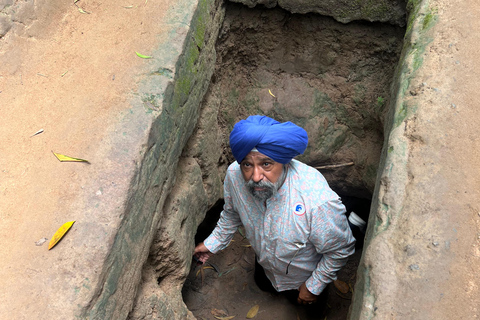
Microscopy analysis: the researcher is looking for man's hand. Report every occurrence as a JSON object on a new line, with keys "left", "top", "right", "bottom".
{"left": 297, "top": 282, "right": 318, "bottom": 305}
{"left": 193, "top": 242, "right": 213, "bottom": 264}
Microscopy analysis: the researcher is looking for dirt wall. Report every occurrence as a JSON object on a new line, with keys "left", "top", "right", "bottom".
{"left": 202, "top": 3, "right": 405, "bottom": 199}
{"left": 228, "top": 0, "right": 406, "bottom": 26}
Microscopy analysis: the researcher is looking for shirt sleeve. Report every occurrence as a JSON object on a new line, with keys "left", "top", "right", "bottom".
{"left": 305, "top": 198, "right": 356, "bottom": 295}
{"left": 203, "top": 170, "right": 243, "bottom": 254}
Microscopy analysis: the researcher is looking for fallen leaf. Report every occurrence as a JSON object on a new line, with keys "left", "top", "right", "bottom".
{"left": 52, "top": 151, "right": 89, "bottom": 163}
{"left": 241, "top": 244, "right": 252, "bottom": 247}
{"left": 211, "top": 308, "right": 227, "bottom": 317}
{"left": 268, "top": 89, "right": 276, "bottom": 97}
{"left": 246, "top": 304, "right": 259, "bottom": 319}
{"left": 78, "top": 7, "right": 90, "bottom": 14}
{"left": 334, "top": 279, "right": 350, "bottom": 294}
{"left": 123, "top": 5, "right": 134, "bottom": 8}
{"left": 214, "top": 316, "right": 235, "bottom": 320}
{"left": 135, "top": 51, "right": 152, "bottom": 59}
{"left": 196, "top": 265, "right": 214, "bottom": 284}
{"left": 48, "top": 221, "right": 75, "bottom": 250}
{"left": 208, "top": 262, "right": 220, "bottom": 273}
{"left": 218, "top": 266, "right": 236, "bottom": 277}
{"left": 61, "top": 70, "right": 69, "bottom": 77}
{"left": 237, "top": 226, "right": 246, "bottom": 238}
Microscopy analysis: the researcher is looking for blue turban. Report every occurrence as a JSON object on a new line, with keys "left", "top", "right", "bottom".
{"left": 229, "top": 115, "right": 308, "bottom": 164}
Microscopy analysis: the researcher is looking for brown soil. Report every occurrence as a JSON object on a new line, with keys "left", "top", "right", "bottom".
{"left": 0, "top": 0, "right": 173, "bottom": 316}
{"left": 184, "top": 231, "right": 362, "bottom": 320}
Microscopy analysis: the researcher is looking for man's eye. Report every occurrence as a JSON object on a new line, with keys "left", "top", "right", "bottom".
{"left": 263, "top": 162, "right": 271, "bottom": 167}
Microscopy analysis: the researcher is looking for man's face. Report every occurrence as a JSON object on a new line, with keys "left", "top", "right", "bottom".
{"left": 240, "top": 151, "right": 285, "bottom": 201}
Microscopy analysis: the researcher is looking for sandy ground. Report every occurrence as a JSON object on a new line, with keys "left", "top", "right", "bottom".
{"left": 0, "top": 0, "right": 174, "bottom": 316}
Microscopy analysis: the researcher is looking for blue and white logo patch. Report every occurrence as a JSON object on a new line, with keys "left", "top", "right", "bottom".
{"left": 293, "top": 202, "right": 306, "bottom": 216}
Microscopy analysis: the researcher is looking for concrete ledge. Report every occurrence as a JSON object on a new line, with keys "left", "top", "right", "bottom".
{"left": 351, "top": 0, "right": 480, "bottom": 318}
{"left": 0, "top": 0, "right": 222, "bottom": 319}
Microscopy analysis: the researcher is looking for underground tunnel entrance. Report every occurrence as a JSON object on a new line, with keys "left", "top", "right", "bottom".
{"left": 184, "top": 195, "right": 370, "bottom": 320}
{"left": 182, "top": 2, "right": 405, "bottom": 319}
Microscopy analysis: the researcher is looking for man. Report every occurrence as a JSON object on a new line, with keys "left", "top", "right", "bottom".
{"left": 194, "top": 115, "right": 355, "bottom": 306}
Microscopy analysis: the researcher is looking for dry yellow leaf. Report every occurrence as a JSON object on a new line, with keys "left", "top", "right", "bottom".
{"left": 48, "top": 221, "right": 75, "bottom": 250}
{"left": 246, "top": 304, "right": 259, "bottom": 319}
{"left": 52, "top": 151, "right": 89, "bottom": 163}
{"left": 334, "top": 279, "right": 350, "bottom": 294}
{"left": 196, "top": 265, "right": 214, "bottom": 277}
{"left": 214, "top": 316, "right": 235, "bottom": 320}
{"left": 268, "top": 89, "right": 276, "bottom": 97}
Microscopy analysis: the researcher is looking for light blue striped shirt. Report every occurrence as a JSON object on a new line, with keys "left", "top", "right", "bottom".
{"left": 204, "top": 159, "right": 355, "bottom": 295}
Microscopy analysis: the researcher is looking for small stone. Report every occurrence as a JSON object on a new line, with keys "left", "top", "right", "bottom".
{"left": 35, "top": 237, "right": 48, "bottom": 246}
{"left": 451, "top": 103, "right": 457, "bottom": 109}
{"left": 409, "top": 264, "right": 419, "bottom": 271}
{"left": 432, "top": 241, "right": 439, "bottom": 247}
{"left": 96, "top": 190, "right": 102, "bottom": 195}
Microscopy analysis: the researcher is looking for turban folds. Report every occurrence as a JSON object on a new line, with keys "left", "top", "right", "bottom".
{"left": 229, "top": 115, "right": 308, "bottom": 164}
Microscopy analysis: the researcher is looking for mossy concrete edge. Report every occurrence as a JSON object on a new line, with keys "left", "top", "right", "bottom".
{"left": 349, "top": 0, "right": 437, "bottom": 319}
{"left": 79, "top": 0, "right": 224, "bottom": 319}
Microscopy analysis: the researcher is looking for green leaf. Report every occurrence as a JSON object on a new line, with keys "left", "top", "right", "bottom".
{"left": 135, "top": 51, "right": 152, "bottom": 59}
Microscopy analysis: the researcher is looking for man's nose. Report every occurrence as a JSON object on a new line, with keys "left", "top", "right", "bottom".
{"left": 252, "top": 166, "right": 264, "bottom": 183}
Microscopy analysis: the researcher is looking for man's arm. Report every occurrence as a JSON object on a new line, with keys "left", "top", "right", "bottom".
{"left": 202, "top": 206, "right": 242, "bottom": 254}
{"left": 305, "top": 199, "right": 356, "bottom": 296}
{"left": 194, "top": 171, "right": 243, "bottom": 258}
